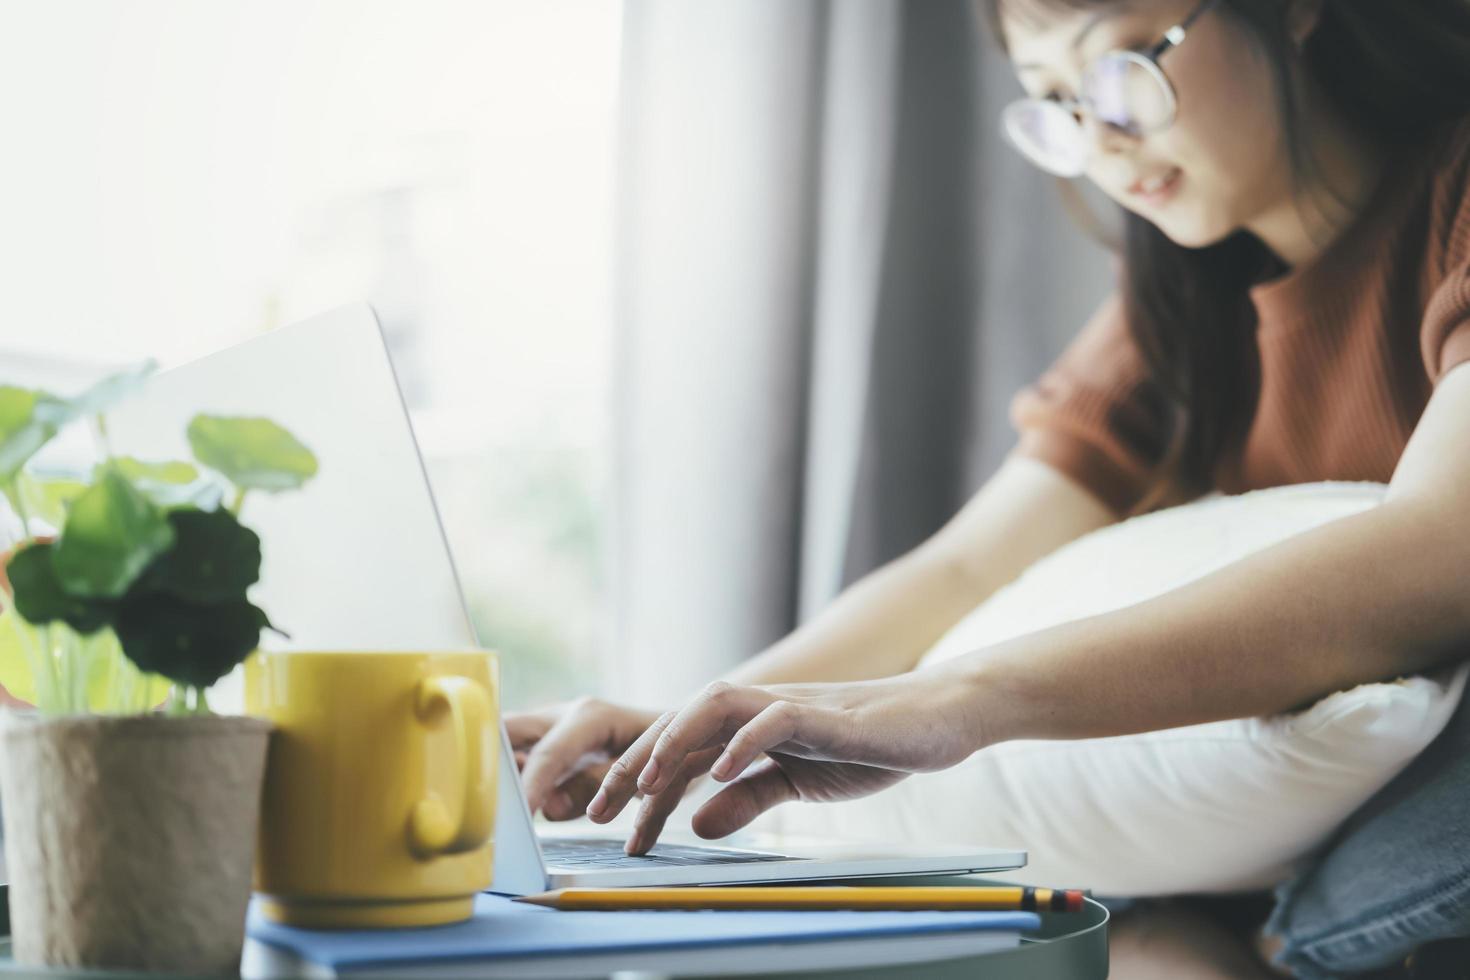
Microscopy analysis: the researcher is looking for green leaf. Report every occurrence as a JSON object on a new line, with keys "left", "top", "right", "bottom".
{"left": 133, "top": 508, "right": 261, "bottom": 603}
{"left": 0, "top": 365, "right": 156, "bottom": 486}
{"left": 110, "top": 457, "right": 197, "bottom": 485}
{"left": 6, "top": 543, "right": 117, "bottom": 634}
{"left": 52, "top": 471, "right": 175, "bottom": 599}
{"left": 0, "top": 606, "right": 37, "bottom": 704}
{"left": 113, "top": 593, "right": 268, "bottom": 688}
{"left": 65, "top": 361, "right": 158, "bottom": 419}
{"left": 0, "top": 386, "right": 68, "bottom": 484}
{"left": 16, "top": 473, "right": 88, "bottom": 531}
{"left": 103, "top": 457, "right": 222, "bottom": 510}
{"left": 186, "top": 415, "right": 319, "bottom": 493}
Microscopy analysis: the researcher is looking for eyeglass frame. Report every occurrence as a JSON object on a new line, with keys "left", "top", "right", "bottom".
{"left": 1001, "top": 0, "right": 1222, "bottom": 174}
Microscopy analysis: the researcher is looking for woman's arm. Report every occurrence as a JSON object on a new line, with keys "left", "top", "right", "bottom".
{"left": 513, "top": 454, "right": 1113, "bottom": 818}
{"left": 724, "top": 455, "right": 1116, "bottom": 685}
{"left": 591, "top": 366, "right": 1470, "bottom": 844}
{"left": 970, "top": 363, "right": 1470, "bottom": 743}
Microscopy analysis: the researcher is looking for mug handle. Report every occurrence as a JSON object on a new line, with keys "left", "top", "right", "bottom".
{"left": 408, "top": 675, "right": 496, "bottom": 857}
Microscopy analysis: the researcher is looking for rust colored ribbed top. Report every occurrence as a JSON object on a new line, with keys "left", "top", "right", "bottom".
{"left": 1009, "top": 118, "right": 1470, "bottom": 516}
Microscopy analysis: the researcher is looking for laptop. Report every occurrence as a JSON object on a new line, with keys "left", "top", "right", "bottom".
{"left": 107, "top": 303, "right": 1027, "bottom": 892}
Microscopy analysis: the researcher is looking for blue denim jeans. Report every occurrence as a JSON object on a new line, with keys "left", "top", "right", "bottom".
{"left": 1262, "top": 677, "right": 1470, "bottom": 978}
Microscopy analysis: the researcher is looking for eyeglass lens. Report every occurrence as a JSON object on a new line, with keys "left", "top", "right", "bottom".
{"left": 1085, "top": 53, "right": 1173, "bottom": 133}
{"left": 1004, "top": 51, "right": 1175, "bottom": 176}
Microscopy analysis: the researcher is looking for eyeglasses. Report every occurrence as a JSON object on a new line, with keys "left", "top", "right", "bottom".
{"left": 1001, "top": 0, "right": 1220, "bottom": 177}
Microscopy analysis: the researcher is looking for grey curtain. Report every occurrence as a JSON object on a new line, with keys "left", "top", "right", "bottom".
{"left": 608, "top": 0, "right": 1112, "bottom": 704}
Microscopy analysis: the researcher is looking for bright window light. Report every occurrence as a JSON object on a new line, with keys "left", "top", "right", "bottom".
{"left": 0, "top": 0, "right": 622, "bottom": 708}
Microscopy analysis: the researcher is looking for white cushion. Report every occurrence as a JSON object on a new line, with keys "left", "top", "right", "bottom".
{"left": 764, "top": 482, "right": 1469, "bottom": 896}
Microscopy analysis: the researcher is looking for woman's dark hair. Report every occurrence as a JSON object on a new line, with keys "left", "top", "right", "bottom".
{"left": 979, "top": 0, "right": 1470, "bottom": 510}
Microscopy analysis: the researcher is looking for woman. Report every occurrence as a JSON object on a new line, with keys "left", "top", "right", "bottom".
{"left": 510, "top": 1, "right": 1470, "bottom": 974}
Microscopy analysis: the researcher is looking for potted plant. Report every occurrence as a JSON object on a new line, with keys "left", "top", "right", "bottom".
{"left": 0, "top": 366, "right": 318, "bottom": 975}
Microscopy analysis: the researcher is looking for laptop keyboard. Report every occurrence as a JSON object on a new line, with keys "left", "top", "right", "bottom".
{"left": 541, "top": 836, "right": 802, "bottom": 870}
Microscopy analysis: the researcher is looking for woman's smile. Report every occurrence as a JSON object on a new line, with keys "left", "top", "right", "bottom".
{"left": 1127, "top": 165, "right": 1184, "bottom": 207}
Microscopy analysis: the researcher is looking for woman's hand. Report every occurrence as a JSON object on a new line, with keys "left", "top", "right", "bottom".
{"left": 585, "top": 669, "right": 987, "bottom": 853}
{"left": 507, "top": 698, "right": 664, "bottom": 820}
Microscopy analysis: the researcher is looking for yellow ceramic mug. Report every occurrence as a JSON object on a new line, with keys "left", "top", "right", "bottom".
{"left": 244, "top": 650, "right": 498, "bottom": 929}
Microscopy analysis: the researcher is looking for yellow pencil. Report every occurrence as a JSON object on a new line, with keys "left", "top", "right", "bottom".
{"left": 513, "top": 885, "right": 1086, "bottom": 912}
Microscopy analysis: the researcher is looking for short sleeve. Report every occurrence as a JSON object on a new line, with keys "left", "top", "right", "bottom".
{"left": 1421, "top": 120, "right": 1470, "bottom": 385}
{"left": 1008, "top": 294, "right": 1173, "bottom": 515}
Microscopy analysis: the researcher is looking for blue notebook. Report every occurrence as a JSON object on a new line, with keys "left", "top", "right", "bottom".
{"left": 242, "top": 892, "right": 1041, "bottom": 978}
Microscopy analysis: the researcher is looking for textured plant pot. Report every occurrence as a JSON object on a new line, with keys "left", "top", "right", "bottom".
{"left": 0, "top": 711, "right": 271, "bottom": 976}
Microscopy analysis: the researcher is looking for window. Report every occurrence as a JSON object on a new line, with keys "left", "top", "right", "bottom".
{"left": 0, "top": 0, "right": 622, "bottom": 710}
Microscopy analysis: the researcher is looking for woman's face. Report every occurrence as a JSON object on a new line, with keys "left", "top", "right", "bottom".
{"left": 1003, "top": 1, "right": 1293, "bottom": 248}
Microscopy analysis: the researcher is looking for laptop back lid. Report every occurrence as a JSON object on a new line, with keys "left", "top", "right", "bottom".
{"left": 106, "top": 303, "right": 549, "bottom": 893}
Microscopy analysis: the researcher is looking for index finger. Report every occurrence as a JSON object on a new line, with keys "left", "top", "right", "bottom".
{"left": 589, "top": 683, "right": 766, "bottom": 819}
{"left": 640, "top": 682, "right": 773, "bottom": 794}
{"left": 586, "top": 710, "right": 675, "bottom": 823}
